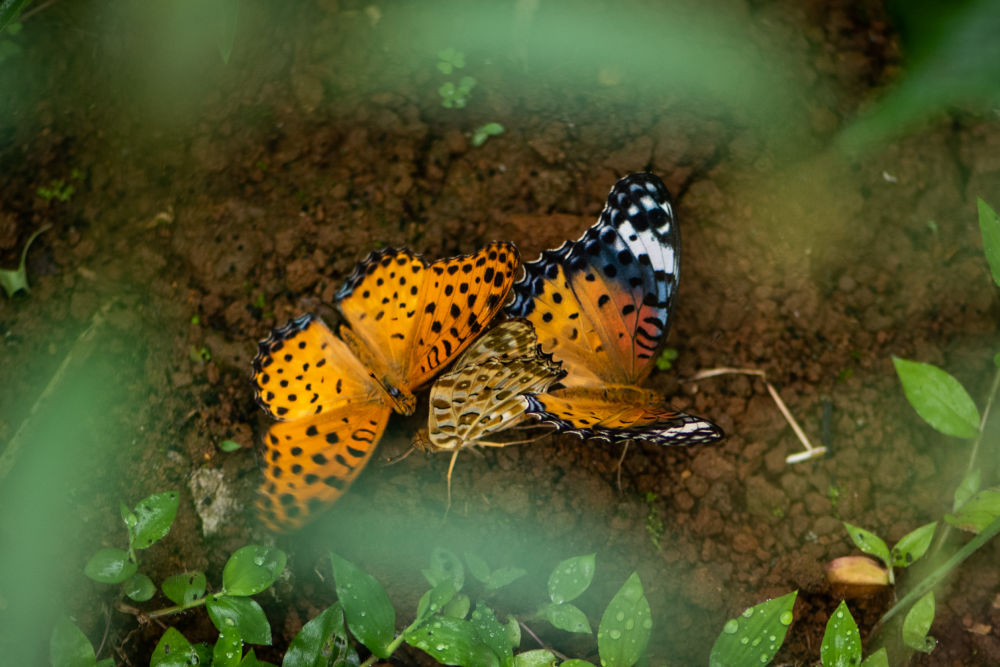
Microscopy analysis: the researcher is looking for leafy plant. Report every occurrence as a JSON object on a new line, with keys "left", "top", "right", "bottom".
{"left": 36, "top": 178, "right": 75, "bottom": 202}
{"left": 49, "top": 617, "right": 114, "bottom": 667}
{"left": 322, "top": 550, "right": 650, "bottom": 667}
{"left": 439, "top": 76, "right": 477, "bottom": 109}
{"left": 472, "top": 122, "right": 505, "bottom": 147}
{"left": 436, "top": 47, "right": 465, "bottom": 74}
{"left": 654, "top": 347, "right": 678, "bottom": 371}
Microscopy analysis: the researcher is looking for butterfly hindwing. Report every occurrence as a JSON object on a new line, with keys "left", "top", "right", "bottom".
{"left": 524, "top": 386, "right": 723, "bottom": 446}
{"left": 426, "top": 320, "right": 564, "bottom": 451}
{"left": 257, "top": 401, "right": 391, "bottom": 531}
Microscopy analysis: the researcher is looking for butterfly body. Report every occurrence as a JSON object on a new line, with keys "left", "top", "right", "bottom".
{"left": 507, "top": 173, "right": 722, "bottom": 447}
{"left": 253, "top": 242, "right": 519, "bottom": 531}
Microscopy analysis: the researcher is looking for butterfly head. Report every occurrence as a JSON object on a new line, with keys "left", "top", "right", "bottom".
{"left": 381, "top": 378, "right": 417, "bottom": 416}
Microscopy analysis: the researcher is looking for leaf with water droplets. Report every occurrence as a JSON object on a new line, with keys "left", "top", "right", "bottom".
{"left": 890, "top": 522, "right": 936, "bottom": 568}
{"left": 283, "top": 601, "right": 360, "bottom": 667}
{"left": 416, "top": 579, "right": 460, "bottom": 626}
{"left": 206, "top": 595, "right": 272, "bottom": 645}
{"left": 162, "top": 571, "right": 207, "bottom": 606}
{"left": 541, "top": 602, "right": 592, "bottom": 634}
{"left": 820, "top": 600, "right": 861, "bottom": 667}
{"left": 403, "top": 616, "right": 501, "bottom": 667}
{"left": 470, "top": 602, "right": 515, "bottom": 665}
{"left": 129, "top": 491, "right": 179, "bottom": 550}
{"left": 709, "top": 591, "right": 796, "bottom": 667}
{"left": 329, "top": 553, "right": 395, "bottom": 658}
{"left": 597, "top": 572, "right": 651, "bottom": 667}
{"left": 223, "top": 545, "right": 286, "bottom": 596}
{"left": 547, "top": 554, "right": 595, "bottom": 604}
{"left": 213, "top": 626, "right": 243, "bottom": 667}
{"left": 843, "top": 522, "right": 892, "bottom": 569}
{"left": 902, "top": 591, "right": 936, "bottom": 653}
{"left": 150, "top": 627, "right": 199, "bottom": 667}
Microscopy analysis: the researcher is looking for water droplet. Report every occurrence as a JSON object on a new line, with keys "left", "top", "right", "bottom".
{"left": 610, "top": 629, "right": 622, "bottom": 639}
{"left": 723, "top": 620, "right": 739, "bottom": 634}
{"left": 615, "top": 611, "right": 625, "bottom": 622}
{"left": 742, "top": 608, "right": 754, "bottom": 618}
{"left": 741, "top": 637, "right": 749, "bottom": 645}
{"left": 769, "top": 635, "right": 776, "bottom": 641}
{"left": 253, "top": 556, "right": 265, "bottom": 566}
{"left": 752, "top": 637, "right": 762, "bottom": 647}
{"left": 642, "top": 619, "right": 652, "bottom": 629}
{"left": 225, "top": 618, "right": 235, "bottom": 626}
{"left": 625, "top": 619, "right": 635, "bottom": 630}
{"left": 436, "top": 643, "right": 447, "bottom": 651}
{"left": 780, "top": 611, "right": 793, "bottom": 625}
{"left": 759, "top": 654, "right": 769, "bottom": 663}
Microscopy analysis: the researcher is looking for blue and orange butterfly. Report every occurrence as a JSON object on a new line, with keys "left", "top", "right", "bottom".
{"left": 506, "top": 172, "right": 723, "bottom": 446}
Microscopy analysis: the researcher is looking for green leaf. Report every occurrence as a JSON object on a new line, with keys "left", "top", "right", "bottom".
{"left": 49, "top": 617, "right": 97, "bottom": 667}
{"left": 84, "top": 548, "right": 137, "bottom": 584}
{"left": 843, "top": 522, "right": 892, "bottom": 569}
{"left": 283, "top": 602, "right": 360, "bottom": 667}
{"left": 513, "top": 649, "right": 558, "bottom": 666}
{"left": 902, "top": 592, "right": 936, "bottom": 653}
{"left": 213, "top": 627, "right": 244, "bottom": 667}
{"left": 597, "top": 572, "right": 652, "bottom": 667}
{"left": 548, "top": 554, "right": 595, "bottom": 604}
{"left": 404, "top": 616, "right": 500, "bottom": 667}
{"left": 558, "top": 661, "right": 596, "bottom": 667}
{"left": 223, "top": 545, "right": 286, "bottom": 595}
{"left": 945, "top": 488, "right": 1000, "bottom": 533}
{"left": 416, "top": 579, "right": 459, "bottom": 625}
{"left": 443, "top": 593, "right": 471, "bottom": 619}
{"left": 891, "top": 522, "right": 936, "bottom": 568}
{"left": 892, "top": 357, "right": 980, "bottom": 438}
{"left": 219, "top": 439, "right": 242, "bottom": 452}
{"left": 820, "top": 600, "right": 861, "bottom": 667}
{"left": 485, "top": 566, "right": 527, "bottom": 591}
{"left": 423, "top": 548, "right": 465, "bottom": 590}
{"left": 162, "top": 571, "right": 207, "bottom": 606}
{"left": 470, "top": 602, "right": 515, "bottom": 665}
{"left": 541, "top": 602, "right": 592, "bottom": 634}
{"left": 206, "top": 595, "right": 272, "bottom": 645}
{"left": 130, "top": 491, "right": 179, "bottom": 550}
{"left": 709, "top": 591, "right": 796, "bottom": 667}
{"left": 978, "top": 198, "right": 1000, "bottom": 287}
{"left": 860, "top": 648, "right": 889, "bottom": 667}
{"left": 124, "top": 572, "right": 156, "bottom": 602}
{"left": 954, "top": 467, "right": 982, "bottom": 510}
{"left": 0, "top": 0, "right": 31, "bottom": 34}
{"left": 150, "top": 627, "right": 199, "bottom": 667}
{"left": 329, "top": 553, "right": 395, "bottom": 657}
{"left": 96, "top": 660, "right": 114, "bottom": 667}
{"left": 465, "top": 552, "right": 491, "bottom": 583}
{"left": 505, "top": 615, "right": 520, "bottom": 646}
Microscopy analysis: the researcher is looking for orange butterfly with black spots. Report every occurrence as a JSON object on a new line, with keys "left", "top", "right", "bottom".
{"left": 252, "top": 242, "right": 519, "bottom": 530}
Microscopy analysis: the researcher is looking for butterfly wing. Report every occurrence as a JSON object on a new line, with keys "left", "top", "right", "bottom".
{"left": 257, "top": 402, "right": 391, "bottom": 531}
{"left": 524, "top": 386, "right": 723, "bottom": 446}
{"left": 426, "top": 320, "right": 565, "bottom": 450}
{"left": 335, "top": 242, "right": 520, "bottom": 392}
{"left": 252, "top": 313, "right": 391, "bottom": 531}
{"left": 508, "top": 173, "right": 679, "bottom": 386}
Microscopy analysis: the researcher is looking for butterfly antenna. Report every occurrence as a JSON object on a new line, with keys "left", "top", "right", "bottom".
{"left": 384, "top": 445, "right": 417, "bottom": 466}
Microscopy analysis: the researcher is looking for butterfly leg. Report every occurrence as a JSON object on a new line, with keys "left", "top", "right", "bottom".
{"left": 445, "top": 448, "right": 461, "bottom": 513}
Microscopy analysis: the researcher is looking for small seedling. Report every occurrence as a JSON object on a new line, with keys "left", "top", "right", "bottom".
{"left": 218, "top": 439, "right": 242, "bottom": 452}
{"left": 438, "top": 76, "right": 477, "bottom": 109}
{"left": 644, "top": 492, "right": 665, "bottom": 549}
{"left": 188, "top": 345, "right": 211, "bottom": 363}
{"left": 655, "top": 347, "right": 678, "bottom": 371}
{"left": 471, "top": 122, "right": 504, "bottom": 147}
{"left": 36, "top": 178, "right": 75, "bottom": 202}
{"left": 0, "top": 223, "right": 51, "bottom": 297}
{"left": 436, "top": 47, "right": 465, "bottom": 74}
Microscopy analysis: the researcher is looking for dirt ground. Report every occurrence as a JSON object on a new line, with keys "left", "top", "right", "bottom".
{"left": 1, "top": 0, "right": 999, "bottom": 665}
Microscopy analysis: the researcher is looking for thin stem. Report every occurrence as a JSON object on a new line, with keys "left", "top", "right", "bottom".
{"left": 146, "top": 597, "right": 208, "bottom": 619}
{"left": 358, "top": 615, "right": 423, "bottom": 667}
{"left": 518, "top": 619, "right": 571, "bottom": 661}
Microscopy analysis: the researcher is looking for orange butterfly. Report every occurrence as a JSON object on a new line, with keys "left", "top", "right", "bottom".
{"left": 252, "top": 243, "right": 519, "bottom": 530}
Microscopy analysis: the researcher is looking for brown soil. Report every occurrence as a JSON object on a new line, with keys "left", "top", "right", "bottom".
{"left": 2, "top": 1, "right": 999, "bottom": 665}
